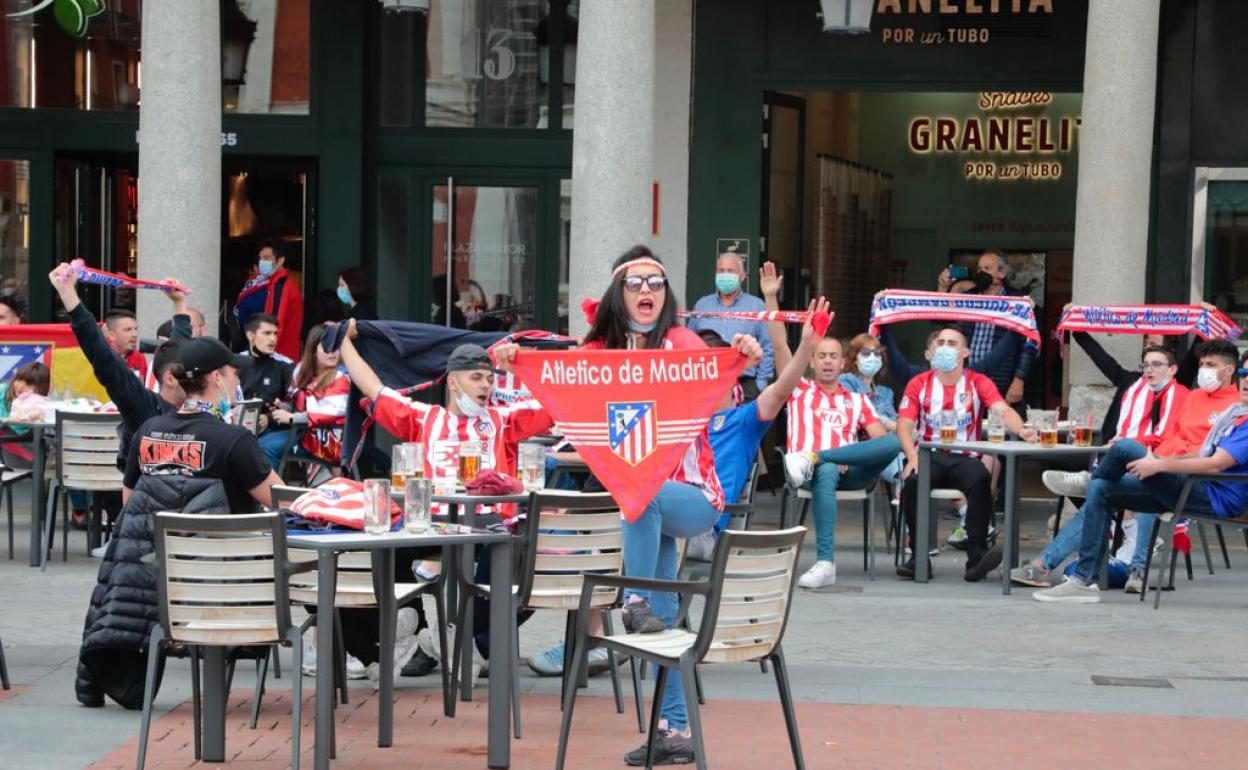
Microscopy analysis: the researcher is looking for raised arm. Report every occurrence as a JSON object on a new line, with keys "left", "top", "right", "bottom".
{"left": 336, "top": 321, "right": 384, "bottom": 400}
{"left": 1072, "top": 331, "right": 1134, "bottom": 388}
{"left": 759, "top": 261, "right": 792, "bottom": 372}
{"left": 756, "top": 297, "right": 827, "bottom": 422}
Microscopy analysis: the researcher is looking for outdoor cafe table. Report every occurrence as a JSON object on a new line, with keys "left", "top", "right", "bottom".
{"left": 914, "top": 438, "right": 1108, "bottom": 594}
{"left": 287, "top": 522, "right": 518, "bottom": 770}
{"left": 1, "top": 417, "right": 52, "bottom": 567}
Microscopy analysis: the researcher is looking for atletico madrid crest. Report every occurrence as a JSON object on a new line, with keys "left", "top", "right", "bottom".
{"left": 607, "top": 401, "right": 657, "bottom": 466}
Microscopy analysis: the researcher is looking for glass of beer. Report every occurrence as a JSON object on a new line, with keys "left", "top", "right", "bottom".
{"left": 1038, "top": 411, "right": 1058, "bottom": 448}
{"left": 939, "top": 409, "right": 958, "bottom": 444}
{"left": 1072, "top": 411, "right": 1093, "bottom": 447}
{"left": 363, "top": 479, "right": 392, "bottom": 535}
{"left": 391, "top": 443, "right": 423, "bottom": 487}
{"left": 987, "top": 411, "right": 1006, "bottom": 443}
{"left": 518, "top": 442, "right": 546, "bottom": 491}
{"left": 458, "top": 440, "right": 482, "bottom": 484}
{"left": 404, "top": 477, "right": 432, "bottom": 533}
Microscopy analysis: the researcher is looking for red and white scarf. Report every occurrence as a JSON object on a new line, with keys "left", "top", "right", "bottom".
{"left": 60, "top": 259, "right": 190, "bottom": 294}
{"left": 1057, "top": 304, "right": 1241, "bottom": 341}
{"left": 869, "top": 289, "right": 1040, "bottom": 346}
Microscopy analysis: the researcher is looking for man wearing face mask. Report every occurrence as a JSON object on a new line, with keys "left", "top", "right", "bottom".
{"left": 688, "top": 251, "right": 774, "bottom": 401}
{"left": 896, "top": 326, "right": 1035, "bottom": 582}
{"left": 937, "top": 250, "right": 1036, "bottom": 406}
{"left": 235, "top": 240, "right": 304, "bottom": 360}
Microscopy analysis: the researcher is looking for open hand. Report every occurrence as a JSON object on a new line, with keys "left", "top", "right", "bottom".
{"left": 759, "top": 261, "right": 782, "bottom": 298}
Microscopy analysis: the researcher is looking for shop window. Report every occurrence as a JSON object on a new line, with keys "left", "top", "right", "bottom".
{"left": 1203, "top": 179, "right": 1248, "bottom": 332}
{"left": 224, "top": 0, "right": 311, "bottom": 115}
{"left": 0, "top": 160, "right": 30, "bottom": 313}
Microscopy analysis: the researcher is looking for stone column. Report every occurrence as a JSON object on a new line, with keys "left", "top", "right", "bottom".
{"left": 651, "top": 0, "right": 693, "bottom": 308}
{"left": 136, "top": 1, "right": 221, "bottom": 336}
{"left": 1068, "top": 0, "right": 1161, "bottom": 417}
{"left": 568, "top": 0, "right": 656, "bottom": 337}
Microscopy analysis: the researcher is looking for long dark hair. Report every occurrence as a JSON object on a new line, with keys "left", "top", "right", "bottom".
{"left": 5, "top": 361, "right": 49, "bottom": 408}
{"left": 294, "top": 324, "right": 337, "bottom": 392}
{"left": 582, "top": 246, "right": 680, "bottom": 350}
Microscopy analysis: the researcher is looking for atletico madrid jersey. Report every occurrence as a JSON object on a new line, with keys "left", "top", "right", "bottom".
{"left": 1113, "top": 378, "right": 1187, "bottom": 447}
{"left": 290, "top": 370, "right": 351, "bottom": 463}
{"left": 785, "top": 378, "right": 881, "bottom": 454}
{"left": 898, "top": 369, "right": 1003, "bottom": 449}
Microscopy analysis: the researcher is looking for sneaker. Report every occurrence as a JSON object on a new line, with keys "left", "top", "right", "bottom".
{"left": 622, "top": 599, "right": 666, "bottom": 634}
{"left": 431, "top": 625, "right": 485, "bottom": 687}
{"left": 90, "top": 543, "right": 108, "bottom": 558}
{"left": 964, "top": 544, "right": 1003, "bottom": 583}
{"left": 896, "top": 557, "right": 917, "bottom": 580}
{"left": 1010, "top": 562, "right": 1051, "bottom": 588}
{"left": 1124, "top": 567, "right": 1145, "bottom": 594}
{"left": 1033, "top": 576, "right": 1101, "bottom": 604}
{"left": 346, "top": 654, "right": 368, "bottom": 680}
{"left": 401, "top": 648, "right": 438, "bottom": 677}
{"left": 783, "top": 451, "right": 816, "bottom": 488}
{"left": 946, "top": 526, "right": 968, "bottom": 549}
{"left": 528, "top": 641, "right": 565, "bottom": 677}
{"left": 624, "top": 730, "right": 696, "bottom": 766}
{"left": 1042, "top": 470, "right": 1091, "bottom": 498}
{"left": 366, "top": 633, "right": 421, "bottom": 690}
{"left": 797, "top": 560, "right": 837, "bottom": 589}
{"left": 395, "top": 607, "right": 418, "bottom": 639}
{"left": 301, "top": 634, "right": 318, "bottom": 676}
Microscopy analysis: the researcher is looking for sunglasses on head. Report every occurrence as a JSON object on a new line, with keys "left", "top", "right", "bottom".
{"left": 622, "top": 274, "right": 667, "bottom": 293}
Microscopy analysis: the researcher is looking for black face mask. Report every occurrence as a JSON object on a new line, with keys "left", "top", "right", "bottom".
{"left": 972, "top": 270, "right": 994, "bottom": 290}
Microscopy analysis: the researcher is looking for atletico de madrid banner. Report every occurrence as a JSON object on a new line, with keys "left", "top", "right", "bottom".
{"left": 869, "top": 289, "right": 1041, "bottom": 346}
{"left": 509, "top": 348, "right": 748, "bottom": 521}
{"left": 1056, "top": 304, "right": 1241, "bottom": 341}
{"left": 0, "top": 324, "right": 107, "bottom": 401}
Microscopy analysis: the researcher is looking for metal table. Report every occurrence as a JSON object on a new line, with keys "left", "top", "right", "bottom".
{"left": 288, "top": 525, "right": 518, "bottom": 770}
{"left": 915, "top": 439, "right": 1108, "bottom": 594}
{"left": 1, "top": 418, "right": 51, "bottom": 567}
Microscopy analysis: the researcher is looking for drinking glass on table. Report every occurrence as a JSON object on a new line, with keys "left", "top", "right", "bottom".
{"left": 391, "top": 442, "right": 423, "bottom": 487}
{"left": 458, "top": 440, "right": 483, "bottom": 484}
{"left": 363, "top": 479, "right": 392, "bottom": 535}
{"left": 404, "top": 477, "right": 433, "bottom": 533}
{"left": 986, "top": 411, "right": 1006, "bottom": 443}
{"left": 939, "top": 409, "right": 958, "bottom": 444}
{"left": 1037, "top": 411, "right": 1058, "bottom": 448}
{"left": 518, "top": 442, "right": 546, "bottom": 491}
{"left": 1070, "top": 410, "right": 1093, "bottom": 447}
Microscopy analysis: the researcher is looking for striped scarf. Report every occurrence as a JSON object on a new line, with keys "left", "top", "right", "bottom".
{"left": 1057, "top": 304, "right": 1241, "bottom": 341}
{"left": 869, "top": 289, "right": 1040, "bottom": 346}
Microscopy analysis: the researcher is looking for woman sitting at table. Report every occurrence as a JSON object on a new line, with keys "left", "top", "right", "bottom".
{"left": 268, "top": 324, "right": 350, "bottom": 483}
{"left": 0, "top": 361, "right": 50, "bottom": 469}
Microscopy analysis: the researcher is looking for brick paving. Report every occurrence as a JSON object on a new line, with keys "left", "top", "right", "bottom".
{"left": 0, "top": 684, "right": 28, "bottom": 703}
{"left": 86, "top": 687, "right": 1248, "bottom": 770}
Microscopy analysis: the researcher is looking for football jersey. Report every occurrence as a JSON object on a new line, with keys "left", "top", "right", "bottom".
{"left": 785, "top": 378, "right": 881, "bottom": 453}
{"left": 1114, "top": 378, "right": 1187, "bottom": 447}
{"left": 291, "top": 369, "right": 350, "bottom": 463}
{"left": 898, "top": 369, "right": 1003, "bottom": 451}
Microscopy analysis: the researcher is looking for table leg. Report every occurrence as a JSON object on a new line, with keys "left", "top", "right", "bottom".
{"left": 376, "top": 548, "right": 396, "bottom": 747}
{"left": 1001, "top": 455, "right": 1018, "bottom": 596}
{"left": 445, "top": 503, "right": 460, "bottom": 621}
{"left": 313, "top": 550, "right": 338, "bottom": 770}
{"left": 28, "top": 426, "right": 44, "bottom": 567}
{"left": 459, "top": 537, "right": 475, "bottom": 702}
{"left": 916, "top": 446, "right": 932, "bottom": 582}
{"left": 487, "top": 539, "right": 513, "bottom": 769}
{"left": 201, "top": 647, "right": 227, "bottom": 762}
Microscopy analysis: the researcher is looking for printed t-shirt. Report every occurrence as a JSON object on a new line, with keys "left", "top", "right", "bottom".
{"left": 1203, "top": 416, "right": 1248, "bottom": 518}
{"left": 1155, "top": 386, "right": 1239, "bottom": 457}
{"left": 786, "top": 378, "right": 880, "bottom": 453}
{"left": 898, "top": 369, "right": 1003, "bottom": 454}
{"left": 123, "top": 411, "right": 272, "bottom": 513}
{"left": 708, "top": 402, "right": 772, "bottom": 505}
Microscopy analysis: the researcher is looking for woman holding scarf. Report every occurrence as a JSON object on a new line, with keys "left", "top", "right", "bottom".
{"left": 580, "top": 246, "right": 762, "bottom": 766}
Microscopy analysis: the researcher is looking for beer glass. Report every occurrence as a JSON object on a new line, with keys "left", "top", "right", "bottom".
{"left": 363, "top": 479, "right": 392, "bottom": 535}
{"left": 1071, "top": 410, "right": 1093, "bottom": 447}
{"left": 519, "top": 442, "right": 546, "bottom": 491}
{"left": 459, "top": 440, "right": 483, "bottom": 484}
{"left": 939, "top": 409, "right": 958, "bottom": 444}
{"left": 404, "top": 477, "right": 432, "bottom": 533}
{"left": 987, "top": 411, "right": 1006, "bottom": 443}
{"left": 391, "top": 443, "right": 423, "bottom": 487}
{"left": 1038, "top": 411, "right": 1058, "bottom": 448}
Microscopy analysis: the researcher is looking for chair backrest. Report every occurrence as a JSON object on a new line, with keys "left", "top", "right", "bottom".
{"left": 516, "top": 490, "right": 624, "bottom": 609}
{"left": 153, "top": 511, "right": 292, "bottom": 645}
{"left": 271, "top": 484, "right": 311, "bottom": 511}
{"left": 55, "top": 411, "right": 124, "bottom": 490}
{"left": 693, "top": 526, "right": 805, "bottom": 665}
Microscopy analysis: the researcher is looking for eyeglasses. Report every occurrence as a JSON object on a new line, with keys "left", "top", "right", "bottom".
{"left": 1141, "top": 361, "right": 1170, "bottom": 370}
{"left": 622, "top": 275, "right": 667, "bottom": 293}
{"left": 1238, "top": 368, "right": 1248, "bottom": 377}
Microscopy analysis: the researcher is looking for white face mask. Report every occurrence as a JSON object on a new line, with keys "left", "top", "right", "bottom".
{"left": 453, "top": 378, "right": 486, "bottom": 417}
{"left": 1197, "top": 366, "right": 1225, "bottom": 393}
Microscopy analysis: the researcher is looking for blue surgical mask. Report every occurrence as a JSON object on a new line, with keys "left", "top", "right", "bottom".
{"left": 930, "top": 346, "right": 959, "bottom": 373}
{"left": 257, "top": 259, "right": 275, "bottom": 277}
{"left": 1148, "top": 377, "right": 1170, "bottom": 393}
{"left": 336, "top": 285, "right": 353, "bottom": 306}
{"left": 857, "top": 352, "right": 883, "bottom": 377}
{"left": 217, "top": 397, "right": 232, "bottom": 416}
{"left": 628, "top": 319, "right": 657, "bottom": 334}
{"left": 715, "top": 273, "right": 741, "bottom": 295}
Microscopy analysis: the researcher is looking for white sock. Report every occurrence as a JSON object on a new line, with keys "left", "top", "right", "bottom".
{"left": 957, "top": 505, "right": 968, "bottom": 523}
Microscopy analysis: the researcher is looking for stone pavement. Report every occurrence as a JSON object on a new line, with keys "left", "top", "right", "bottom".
{"left": 2, "top": 478, "right": 1247, "bottom": 769}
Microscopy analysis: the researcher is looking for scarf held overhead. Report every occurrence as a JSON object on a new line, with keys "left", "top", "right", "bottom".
{"left": 580, "top": 298, "right": 832, "bottom": 335}
{"left": 509, "top": 347, "right": 748, "bottom": 521}
{"left": 64, "top": 259, "right": 189, "bottom": 294}
{"left": 869, "top": 289, "right": 1040, "bottom": 346}
{"left": 1057, "top": 304, "right": 1242, "bottom": 341}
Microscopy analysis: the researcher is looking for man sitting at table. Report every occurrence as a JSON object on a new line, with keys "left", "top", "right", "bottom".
{"left": 896, "top": 326, "right": 1034, "bottom": 582}
{"left": 1034, "top": 356, "right": 1248, "bottom": 604}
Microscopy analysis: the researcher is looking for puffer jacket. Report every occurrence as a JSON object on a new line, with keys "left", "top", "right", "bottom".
{"left": 75, "top": 475, "right": 230, "bottom": 709}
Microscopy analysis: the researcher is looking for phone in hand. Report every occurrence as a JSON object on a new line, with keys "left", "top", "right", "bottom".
{"left": 948, "top": 265, "right": 969, "bottom": 280}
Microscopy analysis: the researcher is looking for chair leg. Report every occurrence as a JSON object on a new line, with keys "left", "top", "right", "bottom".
{"left": 678, "top": 661, "right": 708, "bottom": 770}
{"left": 40, "top": 481, "right": 58, "bottom": 571}
{"left": 601, "top": 611, "right": 625, "bottom": 716}
{"left": 629, "top": 654, "right": 645, "bottom": 733}
{"left": 559, "top": 610, "right": 577, "bottom": 711}
{"left": 643, "top": 667, "right": 669, "bottom": 770}
{"left": 6, "top": 483, "right": 14, "bottom": 560}
{"left": 511, "top": 598, "right": 522, "bottom": 739}
{"left": 1196, "top": 521, "right": 1215, "bottom": 575}
{"left": 693, "top": 663, "right": 705, "bottom": 705}
{"left": 135, "top": 627, "right": 165, "bottom": 770}
{"left": 1052, "top": 497, "right": 1065, "bottom": 539}
{"left": 250, "top": 652, "right": 270, "bottom": 729}
{"left": 286, "top": 630, "right": 303, "bottom": 770}
{"left": 554, "top": 622, "right": 593, "bottom": 770}
{"left": 0, "top": 632, "right": 10, "bottom": 690}
{"left": 333, "top": 610, "right": 348, "bottom": 705}
{"left": 1215, "top": 525, "right": 1231, "bottom": 569}
{"left": 451, "top": 588, "right": 470, "bottom": 706}
{"left": 61, "top": 489, "right": 69, "bottom": 563}
{"left": 190, "top": 648, "right": 202, "bottom": 760}
{"left": 272, "top": 644, "right": 282, "bottom": 680}
{"left": 866, "top": 492, "right": 877, "bottom": 579}
{"left": 432, "top": 585, "right": 454, "bottom": 717}
{"left": 862, "top": 499, "right": 869, "bottom": 573}
{"left": 1139, "top": 523, "right": 1156, "bottom": 602}
{"left": 1185, "top": 550, "right": 1194, "bottom": 581}
{"left": 759, "top": 659, "right": 769, "bottom": 674}
{"left": 771, "top": 647, "right": 806, "bottom": 770}
{"left": 1154, "top": 517, "right": 1178, "bottom": 609}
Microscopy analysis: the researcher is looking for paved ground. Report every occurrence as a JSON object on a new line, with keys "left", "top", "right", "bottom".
{"left": 2, "top": 477, "right": 1247, "bottom": 769}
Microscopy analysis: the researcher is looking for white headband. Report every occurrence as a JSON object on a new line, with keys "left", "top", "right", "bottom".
{"left": 612, "top": 258, "right": 666, "bottom": 279}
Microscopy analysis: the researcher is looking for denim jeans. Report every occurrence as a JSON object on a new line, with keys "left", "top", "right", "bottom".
{"left": 258, "top": 429, "right": 291, "bottom": 469}
{"left": 1072, "top": 439, "right": 1215, "bottom": 583}
{"left": 622, "top": 481, "right": 720, "bottom": 731}
{"left": 806, "top": 435, "right": 901, "bottom": 561}
{"left": 1040, "top": 508, "right": 1158, "bottom": 571}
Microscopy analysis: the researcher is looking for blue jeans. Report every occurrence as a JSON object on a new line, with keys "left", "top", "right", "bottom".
{"left": 622, "top": 481, "right": 720, "bottom": 731}
{"left": 258, "top": 429, "right": 291, "bottom": 469}
{"left": 1072, "top": 440, "right": 1215, "bottom": 583}
{"left": 807, "top": 435, "right": 901, "bottom": 561}
{"left": 1040, "top": 508, "right": 1157, "bottom": 571}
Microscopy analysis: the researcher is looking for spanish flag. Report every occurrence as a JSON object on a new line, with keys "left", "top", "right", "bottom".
{"left": 0, "top": 324, "right": 107, "bottom": 401}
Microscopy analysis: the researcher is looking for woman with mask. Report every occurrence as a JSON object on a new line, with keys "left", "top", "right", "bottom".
{"left": 840, "top": 333, "right": 898, "bottom": 431}
{"left": 336, "top": 267, "right": 378, "bottom": 321}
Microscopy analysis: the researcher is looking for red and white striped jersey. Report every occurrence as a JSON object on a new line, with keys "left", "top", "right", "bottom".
{"left": 1114, "top": 378, "right": 1188, "bottom": 448}
{"left": 785, "top": 378, "right": 881, "bottom": 453}
{"left": 371, "top": 387, "right": 553, "bottom": 516}
{"left": 898, "top": 369, "right": 1003, "bottom": 450}
{"left": 291, "top": 369, "right": 350, "bottom": 463}
{"left": 489, "top": 371, "right": 532, "bottom": 408}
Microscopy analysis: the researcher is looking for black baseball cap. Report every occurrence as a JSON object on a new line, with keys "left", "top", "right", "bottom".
{"left": 177, "top": 337, "right": 251, "bottom": 378}
{"left": 446, "top": 344, "right": 502, "bottom": 375}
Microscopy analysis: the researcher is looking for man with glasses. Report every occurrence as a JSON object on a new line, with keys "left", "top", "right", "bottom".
{"left": 687, "top": 251, "right": 774, "bottom": 400}
{"left": 1035, "top": 349, "right": 1248, "bottom": 604}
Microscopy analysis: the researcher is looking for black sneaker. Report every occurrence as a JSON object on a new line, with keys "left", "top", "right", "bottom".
{"left": 896, "top": 557, "right": 918, "bottom": 580}
{"left": 964, "top": 544, "right": 1003, "bottom": 583}
{"left": 401, "top": 648, "right": 438, "bottom": 677}
{"left": 622, "top": 600, "right": 666, "bottom": 634}
{"left": 624, "top": 731, "right": 696, "bottom": 766}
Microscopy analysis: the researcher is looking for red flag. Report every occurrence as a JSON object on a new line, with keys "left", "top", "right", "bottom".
{"left": 509, "top": 348, "right": 748, "bottom": 521}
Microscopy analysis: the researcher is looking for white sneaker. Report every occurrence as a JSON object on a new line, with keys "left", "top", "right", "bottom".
{"left": 797, "top": 560, "right": 837, "bottom": 589}
{"left": 1033, "top": 576, "right": 1101, "bottom": 604}
{"left": 784, "top": 452, "right": 815, "bottom": 488}
{"left": 90, "top": 543, "right": 108, "bottom": 558}
{"left": 425, "top": 625, "right": 485, "bottom": 687}
{"left": 1042, "top": 470, "right": 1091, "bottom": 498}
{"left": 301, "top": 635, "right": 318, "bottom": 676}
{"left": 366, "top": 634, "right": 421, "bottom": 690}
{"left": 345, "top": 654, "right": 368, "bottom": 680}
{"left": 395, "top": 607, "right": 418, "bottom": 639}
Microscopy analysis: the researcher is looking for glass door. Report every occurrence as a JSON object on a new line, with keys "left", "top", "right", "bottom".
{"left": 53, "top": 155, "right": 138, "bottom": 319}
{"left": 0, "top": 158, "right": 32, "bottom": 315}
{"left": 1191, "top": 167, "right": 1248, "bottom": 338}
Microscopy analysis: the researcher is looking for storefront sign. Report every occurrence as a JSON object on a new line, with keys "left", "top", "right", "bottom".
{"left": 907, "top": 92, "right": 1079, "bottom": 181}
{"left": 874, "top": 0, "right": 1054, "bottom": 46}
